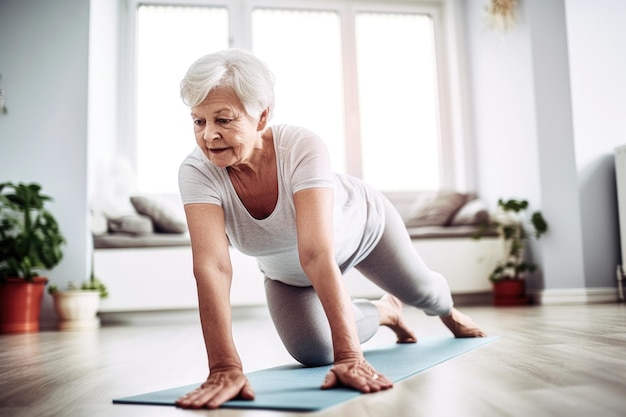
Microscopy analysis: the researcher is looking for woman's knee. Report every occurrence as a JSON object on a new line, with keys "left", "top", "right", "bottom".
{"left": 271, "top": 300, "right": 335, "bottom": 366}
{"left": 264, "top": 278, "right": 335, "bottom": 366}
{"left": 282, "top": 335, "right": 334, "bottom": 367}
{"left": 400, "top": 275, "right": 453, "bottom": 316}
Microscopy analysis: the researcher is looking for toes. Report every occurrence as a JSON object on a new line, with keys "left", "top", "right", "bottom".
{"left": 440, "top": 308, "right": 487, "bottom": 338}
{"left": 454, "top": 328, "right": 487, "bottom": 338}
{"left": 378, "top": 295, "right": 418, "bottom": 343}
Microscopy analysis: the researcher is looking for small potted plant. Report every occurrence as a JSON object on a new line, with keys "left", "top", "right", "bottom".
{"left": 476, "top": 198, "right": 548, "bottom": 305}
{"left": 48, "top": 257, "right": 108, "bottom": 331}
{"left": 0, "top": 182, "right": 65, "bottom": 333}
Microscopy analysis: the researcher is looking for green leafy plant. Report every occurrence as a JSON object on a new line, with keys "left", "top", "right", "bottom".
{"left": 476, "top": 198, "right": 548, "bottom": 281}
{"left": 78, "top": 275, "right": 109, "bottom": 298}
{"left": 48, "top": 274, "right": 109, "bottom": 299}
{"left": 0, "top": 182, "right": 65, "bottom": 280}
{"left": 48, "top": 253, "right": 108, "bottom": 298}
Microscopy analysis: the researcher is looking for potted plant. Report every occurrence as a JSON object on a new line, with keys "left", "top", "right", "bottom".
{"left": 476, "top": 198, "right": 548, "bottom": 305}
{"left": 48, "top": 256, "right": 108, "bottom": 331}
{"left": 0, "top": 182, "right": 65, "bottom": 333}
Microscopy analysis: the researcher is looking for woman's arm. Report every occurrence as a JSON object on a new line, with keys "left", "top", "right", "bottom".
{"left": 293, "top": 188, "right": 392, "bottom": 393}
{"left": 175, "top": 203, "right": 254, "bottom": 409}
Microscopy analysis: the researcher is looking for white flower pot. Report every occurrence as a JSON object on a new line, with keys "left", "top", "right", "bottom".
{"left": 52, "top": 291, "right": 101, "bottom": 331}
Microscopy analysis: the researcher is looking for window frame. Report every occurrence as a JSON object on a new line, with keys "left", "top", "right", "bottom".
{"left": 119, "top": 0, "right": 466, "bottom": 194}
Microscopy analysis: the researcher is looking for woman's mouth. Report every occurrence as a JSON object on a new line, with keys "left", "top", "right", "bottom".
{"left": 209, "top": 147, "right": 228, "bottom": 154}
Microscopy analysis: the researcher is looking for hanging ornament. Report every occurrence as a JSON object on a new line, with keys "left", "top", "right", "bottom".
{"left": 484, "top": 0, "right": 518, "bottom": 32}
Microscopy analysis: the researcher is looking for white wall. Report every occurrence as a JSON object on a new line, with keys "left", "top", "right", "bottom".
{"left": 88, "top": 0, "right": 119, "bottom": 204}
{"left": 565, "top": 0, "right": 626, "bottom": 288}
{"left": 462, "top": 0, "right": 625, "bottom": 292}
{"left": 525, "top": 0, "right": 586, "bottom": 290}
{"left": 0, "top": 0, "right": 91, "bottom": 325}
{"left": 461, "top": 0, "right": 541, "bottom": 206}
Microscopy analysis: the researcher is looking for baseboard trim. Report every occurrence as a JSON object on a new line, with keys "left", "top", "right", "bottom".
{"left": 452, "top": 291, "right": 492, "bottom": 306}
{"left": 528, "top": 287, "right": 619, "bottom": 305}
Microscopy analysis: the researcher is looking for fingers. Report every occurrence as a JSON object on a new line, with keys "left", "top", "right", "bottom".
{"left": 321, "top": 369, "right": 339, "bottom": 390}
{"left": 176, "top": 386, "right": 219, "bottom": 409}
{"left": 321, "top": 359, "right": 393, "bottom": 393}
{"left": 175, "top": 373, "right": 255, "bottom": 409}
{"left": 239, "top": 380, "right": 256, "bottom": 400}
{"left": 351, "top": 369, "right": 393, "bottom": 393}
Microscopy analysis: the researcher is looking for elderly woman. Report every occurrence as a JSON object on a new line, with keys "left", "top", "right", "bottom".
{"left": 175, "top": 49, "right": 485, "bottom": 410}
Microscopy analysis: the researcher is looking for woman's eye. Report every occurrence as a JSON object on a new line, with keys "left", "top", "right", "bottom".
{"left": 217, "top": 118, "right": 232, "bottom": 124}
{"left": 193, "top": 119, "right": 205, "bottom": 126}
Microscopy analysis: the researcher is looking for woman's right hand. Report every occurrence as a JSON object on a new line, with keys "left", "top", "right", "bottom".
{"left": 175, "top": 367, "right": 255, "bottom": 409}
{"left": 321, "top": 357, "right": 393, "bottom": 393}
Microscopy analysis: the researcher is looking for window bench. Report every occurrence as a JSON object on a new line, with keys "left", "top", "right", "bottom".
{"left": 93, "top": 192, "right": 503, "bottom": 312}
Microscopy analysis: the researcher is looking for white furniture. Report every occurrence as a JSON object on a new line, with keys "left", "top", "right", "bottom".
{"left": 95, "top": 235, "right": 503, "bottom": 312}
{"left": 96, "top": 246, "right": 264, "bottom": 312}
{"left": 94, "top": 191, "right": 504, "bottom": 312}
{"left": 345, "top": 236, "right": 503, "bottom": 297}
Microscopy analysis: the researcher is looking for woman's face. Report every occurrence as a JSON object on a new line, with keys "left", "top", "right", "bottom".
{"left": 191, "top": 88, "right": 262, "bottom": 169}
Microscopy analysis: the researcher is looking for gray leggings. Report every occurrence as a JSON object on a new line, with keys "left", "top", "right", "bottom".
{"left": 264, "top": 197, "right": 454, "bottom": 366}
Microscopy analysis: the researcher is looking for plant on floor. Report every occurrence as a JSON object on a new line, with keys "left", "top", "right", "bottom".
{"left": 48, "top": 276, "right": 108, "bottom": 298}
{"left": 0, "top": 182, "right": 65, "bottom": 280}
{"left": 48, "top": 267, "right": 108, "bottom": 298}
{"left": 48, "top": 256, "right": 108, "bottom": 331}
{"left": 476, "top": 198, "right": 548, "bottom": 282}
{"left": 0, "top": 181, "right": 65, "bottom": 333}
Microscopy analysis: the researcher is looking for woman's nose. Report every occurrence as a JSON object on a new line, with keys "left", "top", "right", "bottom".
{"left": 203, "top": 124, "right": 220, "bottom": 141}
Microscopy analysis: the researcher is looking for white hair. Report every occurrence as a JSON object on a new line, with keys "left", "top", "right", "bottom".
{"left": 180, "top": 49, "right": 275, "bottom": 121}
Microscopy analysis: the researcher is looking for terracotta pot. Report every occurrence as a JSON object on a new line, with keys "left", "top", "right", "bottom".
{"left": 493, "top": 279, "right": 525, "bottom": 297}
{"left": 52, "top": 291, "right": 101, "bottom": 331}
{"left": 0, "top": 277, "right": 48, "bottom": 333}
{"left": 492, "top": 278, "right": 530, "bottom": 306}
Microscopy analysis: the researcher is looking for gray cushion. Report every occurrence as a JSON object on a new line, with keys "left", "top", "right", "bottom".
{"left": 93, "top": 232, "right": 190, "bottom": 249}
{"left": 108, "top": 214, "right": 154, "bottom": 235}
{"left": 130, "top": 195, "right": 187, "bottom": 233}
{"left": 404, "top": 191, "right": 468, "bottom": 227}
{"left": 449, "top": 198, "right": 490, "bottom": 226}
{"left": 406, "top": 225, "right": 498, "bottom": 239}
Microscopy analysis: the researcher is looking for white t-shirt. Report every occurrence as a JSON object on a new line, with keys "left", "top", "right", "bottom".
{"left": 178, "top": 124, "right": 385, "bottom": 286}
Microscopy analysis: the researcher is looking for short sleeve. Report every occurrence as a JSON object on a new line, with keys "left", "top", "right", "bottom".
{"left": 283, "top": 127, "right": 335, "bottom": 194}
{"left": 178, "top": 148, "right": 223, "bottom": 206}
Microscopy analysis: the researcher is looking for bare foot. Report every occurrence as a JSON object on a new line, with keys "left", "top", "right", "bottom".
{"left": 440, "top": 308, "right": 487, "bottom": 338}
{"left": 372, "top": 294, "right": 417, "bottom": 343}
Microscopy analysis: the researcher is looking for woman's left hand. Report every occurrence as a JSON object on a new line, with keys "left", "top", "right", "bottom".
{"left": 321, "top": 358, "right": 393, "bottom": 393}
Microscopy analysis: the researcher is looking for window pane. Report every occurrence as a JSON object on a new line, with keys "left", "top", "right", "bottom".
{"left": 136, "top": 5, "right": 229, "bottom": 193}
{"left": 356, "top": 13, "right": 440, "bottom": 192}
{"left": 252, "top": 9, "right": 346, "bottom": 173}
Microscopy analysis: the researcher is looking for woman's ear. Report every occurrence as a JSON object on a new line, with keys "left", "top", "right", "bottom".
{"left": 257, "top": 109, "right": 269, "bottom": 131}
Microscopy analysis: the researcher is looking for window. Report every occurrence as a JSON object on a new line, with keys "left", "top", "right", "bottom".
{"left": 252, "top": 8, "right": 346, "bottom": 173}
{"left": 355, "top": 12, "right": 441, "bottom": 191}
{"left": 135, "top": 5, "right": 229, "bottom": 193}
{"left": 128, "top": 1, "right": 451, "bottom": 194}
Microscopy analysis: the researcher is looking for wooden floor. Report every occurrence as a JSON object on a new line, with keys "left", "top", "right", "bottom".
{"left": 1, "top": 302, "right": 625, "bottom": 417}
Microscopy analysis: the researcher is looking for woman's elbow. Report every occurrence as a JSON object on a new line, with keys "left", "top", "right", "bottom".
{"left": 192, "top": 261, "right": 232, "bottom": 282}
{"left": 298, "top": 246, "right": 333, "bottom": 272}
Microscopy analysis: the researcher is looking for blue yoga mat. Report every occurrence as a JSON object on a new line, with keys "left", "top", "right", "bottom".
{"left": 113, "top": 336, "right": 497, "bottom": 411}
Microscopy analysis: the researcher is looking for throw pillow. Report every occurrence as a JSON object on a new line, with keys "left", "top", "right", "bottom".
{"left": 449, "top": 198, "right": 490, "bottom": 226}
{"left": 108, "top": 214, "right": 154, "bottom": 235}
{"left": 404, "top": 191, "right": 468, "bottom": 227}
{"left": 130, "top": 195, "right": 187, "bottom": 234}
{"left": 91, "top": 211, "right": 109, "bottom": 236}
